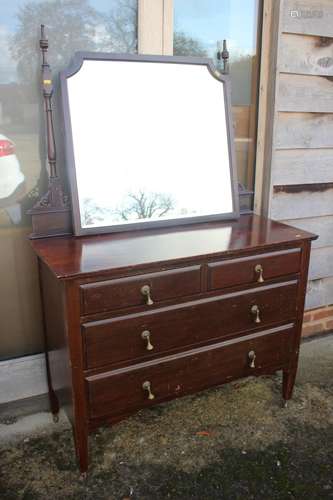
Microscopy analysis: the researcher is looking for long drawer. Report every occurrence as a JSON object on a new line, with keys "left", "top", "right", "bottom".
{"left": 86, "top": 325, "right": 293, "bottom": 419}
{"left": 80, "top": 265, "right": 202, "bottom": 315}
{"left": 83, "top": 280, "right": 298, "bottom": 369}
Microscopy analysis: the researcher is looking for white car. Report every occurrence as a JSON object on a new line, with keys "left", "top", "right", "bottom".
{"left": 0, "top": 133, "right": 25, "bottom": 200}
{"left": 0, "top": 133, "right": 26, "bottom": 223}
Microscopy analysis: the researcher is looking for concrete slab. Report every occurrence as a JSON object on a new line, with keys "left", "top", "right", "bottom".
{"left": 0, "top": 409, "right": 70, "bottom": 444}
{"left": 297, "top": 334, "right": 333, "bottom": 385}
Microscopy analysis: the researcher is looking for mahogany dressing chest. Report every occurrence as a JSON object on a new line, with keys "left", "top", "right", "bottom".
{"left": 29, "top": 38, "right": 316, "bottom": 473}
{"left": 31, "top": 214, "right": 316, "bottom": 473}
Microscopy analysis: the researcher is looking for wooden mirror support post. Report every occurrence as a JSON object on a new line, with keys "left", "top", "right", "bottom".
{"left": 28, "top": 25, "right": 72, "bottom": 239}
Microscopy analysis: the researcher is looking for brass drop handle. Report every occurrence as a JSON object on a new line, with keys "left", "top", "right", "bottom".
{"left": 248, "top": 350, "right": 256, "bottom": 369}
{"left": 141, "top": 284, "right": 154, "bottom": 305}
{"left": 251, "top": 304, "right": 261, "bottom": 323}
{"left": 255, "top": 264, "right": 264, "bottom": 283}
{"left": 141, "top": 330, "right": 154, "bottom": 351}
{"left": 142, "top": 380, "right": 155, "bottom": 400}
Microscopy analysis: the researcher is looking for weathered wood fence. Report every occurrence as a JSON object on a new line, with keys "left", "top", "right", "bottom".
{"left": 269, "top": 0, "right": 333, "bottom": 309}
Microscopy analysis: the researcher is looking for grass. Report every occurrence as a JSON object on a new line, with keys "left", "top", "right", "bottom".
{"left": 1, "top": 373, "right": 333, "bottom": 499}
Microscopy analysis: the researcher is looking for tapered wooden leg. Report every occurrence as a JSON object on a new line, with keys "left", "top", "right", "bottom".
{"left": 74, "top": 424, "right": 89, "bottom": 475}
{"left": 282, "top": 366, "right": 297, "bottom": 402}
{"left": 49, "top": 389, "right": 60, "bottom": 421}
{"left": 39, "top": 259, "right": 60, "bottom": 421}
{"left": 44, "top": 350, "right": 60, "bottom": 420}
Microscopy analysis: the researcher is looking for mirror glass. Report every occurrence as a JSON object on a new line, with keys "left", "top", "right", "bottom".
{"left": 62, "top": 56, "right": 238, "bottom": 235}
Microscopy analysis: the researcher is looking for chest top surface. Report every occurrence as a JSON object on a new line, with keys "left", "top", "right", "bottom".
{"left": 30, "top": 214, "right": 316, "bottom": 280}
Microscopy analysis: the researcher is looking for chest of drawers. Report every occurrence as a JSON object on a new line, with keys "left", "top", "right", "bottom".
{"left": 31, "top": 214, "right": 316, "bottom": 473}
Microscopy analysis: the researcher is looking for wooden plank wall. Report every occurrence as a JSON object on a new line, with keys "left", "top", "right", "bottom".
{"left": 269, "top": 0, "right": 333, "bottom": 309}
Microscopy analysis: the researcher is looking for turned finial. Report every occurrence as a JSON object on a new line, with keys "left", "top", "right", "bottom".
{"left": 217, "top": 39, "right": 229, "bottom": 74}
{"left": 40, "top": 24, "right": 49, "bottom": 65}
{"left": 39, "top": 24, "right": 56, "bottom": 178}
{"left": 221, "top": 39, "right": 229, "bottom": 74}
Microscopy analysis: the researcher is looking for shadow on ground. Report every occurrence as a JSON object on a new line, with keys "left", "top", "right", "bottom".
{"left": 1, "top": 337, "right": 333, "bottom": 499}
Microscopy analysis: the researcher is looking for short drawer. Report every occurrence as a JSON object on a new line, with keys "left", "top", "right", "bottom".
{"left": 86, "top": 324, "right": 293, "bottom": 419}
{"left": 80, "top": 265, "right": 201, "bottom": 315}
{"left": 207, "top": 248, "right": 301, "bottom": 291}
{"left": 83, "top": 280, "right": 298, "bottom": 369}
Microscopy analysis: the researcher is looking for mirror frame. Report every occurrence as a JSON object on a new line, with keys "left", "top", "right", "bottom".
{"left": 60, "top": 53, "right": 239, "bottom": 236}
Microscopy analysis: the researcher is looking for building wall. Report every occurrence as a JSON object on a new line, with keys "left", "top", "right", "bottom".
{"left": 267, "top": 0, "right": 333, "bottom": 312}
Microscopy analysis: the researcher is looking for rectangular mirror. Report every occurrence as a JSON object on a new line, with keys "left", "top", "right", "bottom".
{"left": 61, "top": 54, "right": 239, "bottom": 235}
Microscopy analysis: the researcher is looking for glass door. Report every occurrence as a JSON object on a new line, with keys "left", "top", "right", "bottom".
{"left": 173, "top": 0, "right": 263, "bottom": 211}
{"left": 0, "top": 0, "right": 138, "bottom": 359}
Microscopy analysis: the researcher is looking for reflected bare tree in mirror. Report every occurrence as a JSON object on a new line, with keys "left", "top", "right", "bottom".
{"left": 100, "top": 0, "right": 137, "bottom": 53}
{"left": 115, "top": 191, "right": 174, "bottom": 221}
{"left": 82, "top": 197, "right": 107, "bottom": 226}
{"left": 173, "top": 31, "right": 207, "bottom": 57}
{"left": 11, "top": 0, "right": 101, "bottom": 84}
{"left": 82, "top": 190, "right": 174, "bottom": 226}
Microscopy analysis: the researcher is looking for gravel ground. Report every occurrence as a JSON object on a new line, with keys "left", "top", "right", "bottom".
{"left": 1, "top": 335, "right": 332, "bottom": 500}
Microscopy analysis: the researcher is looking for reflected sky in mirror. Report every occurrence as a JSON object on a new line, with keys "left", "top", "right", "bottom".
{"left": 174, "top": 0, "right": 260, "bottom": 105}
{"left": 173, "top": 0, "right": 261, "bottom": 195}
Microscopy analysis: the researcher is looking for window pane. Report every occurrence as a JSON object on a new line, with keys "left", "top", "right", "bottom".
{"left": 174, "top": 0, "right": 262, "bottom": 205}
{"left": 0, "top": 0, "right": 137, "bottom": 359}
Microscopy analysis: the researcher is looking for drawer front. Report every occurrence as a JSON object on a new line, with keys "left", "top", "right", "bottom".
{"left": 87, "top": 325, "right": 293, "bottom": 419}
{"left": 83, "top": 280, "right": 298, "bottom": 369}
{"left": 208, "top": 248, "right": 301, "bottom": 291}
{"left": 80, "top": 265, "right": 201, "bottom": 315}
